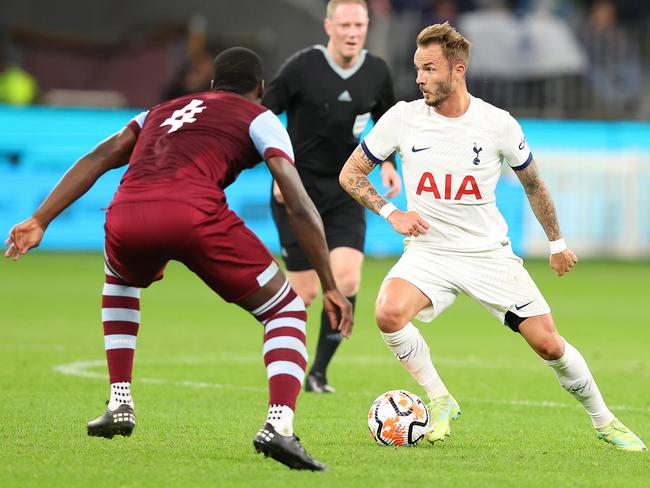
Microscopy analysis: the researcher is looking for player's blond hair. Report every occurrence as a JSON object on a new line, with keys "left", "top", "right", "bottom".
{"left": 326, "top": 0, "right": 368, "bottom": 19}
{"left": 416, "top": 22, "right": 471, "bottom": 67}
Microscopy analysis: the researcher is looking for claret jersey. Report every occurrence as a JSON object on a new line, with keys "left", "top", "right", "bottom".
{"left": 362, "top": 96, "right": 532, "bottom": 253}
{"left": 111, "top": 91, "right": 294, "bottom": 213}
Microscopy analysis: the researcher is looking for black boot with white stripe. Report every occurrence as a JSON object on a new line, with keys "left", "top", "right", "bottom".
{"left": 87, "top": 403, "right": 136, "bottom": 439}
{"left": 253, "top": 423, "right": 326, "bottom": 471}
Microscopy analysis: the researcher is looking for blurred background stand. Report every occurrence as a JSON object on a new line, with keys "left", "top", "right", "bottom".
{"left": 43, "top": 89, "right": 128, "bottom": 108}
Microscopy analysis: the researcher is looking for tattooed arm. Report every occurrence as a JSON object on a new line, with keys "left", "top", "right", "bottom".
{"left": 340, "top": 146, "right": 429, "bottom": 237}
{"left": 514, "top": 159, "right": 577, "bottom": 276}
{"left": 339, "top": 146, "right": 386, "bottom": 213}
{"left": 515, "top": 159, "right": 561, "bottom": 240}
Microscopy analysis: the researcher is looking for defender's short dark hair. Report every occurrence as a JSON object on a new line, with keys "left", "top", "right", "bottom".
{"left": 212, "top": 47, "right": 263, "bottom": 94}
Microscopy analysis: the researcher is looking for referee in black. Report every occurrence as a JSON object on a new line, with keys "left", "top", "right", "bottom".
{"left": 263, "top": 0, "right": 401, "bottom": 393}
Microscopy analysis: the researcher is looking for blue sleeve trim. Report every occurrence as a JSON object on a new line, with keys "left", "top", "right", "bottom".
{"left": 361, "top": 140, "right": 383, "bottom": 166}
{"left": 511, "top": 152, "right": 533, "bottom": 171}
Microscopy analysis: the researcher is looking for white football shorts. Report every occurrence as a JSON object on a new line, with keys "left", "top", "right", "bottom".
{"left": 384, "top": 243, "right": 550, "bottom": 325}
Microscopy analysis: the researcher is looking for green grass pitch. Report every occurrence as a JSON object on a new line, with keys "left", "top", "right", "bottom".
{"left": 1, "top": 253, "right": 648, "bottom": 487}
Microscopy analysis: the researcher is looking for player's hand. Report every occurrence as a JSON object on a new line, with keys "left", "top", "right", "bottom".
{"left": 322, "top": 289, "right": 354, "bottom": 338}
{"left": 387, "top": 210, "right": 429, "bottom": 237}
{"left": 272, "top": 180, "right": 284, "bottom": 204}
{"left": 549, "top": 248, "right": 577, "bottom": 276}
{"left": 380, "top": 163, "right": 402, "bottom": 198}
{"left": 4, "top": 217, "right": 45, "bottom": 261}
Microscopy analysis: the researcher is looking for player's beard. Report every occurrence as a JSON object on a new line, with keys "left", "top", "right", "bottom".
{"left": 425, "top": 73, "right": 453, "bottom": 108}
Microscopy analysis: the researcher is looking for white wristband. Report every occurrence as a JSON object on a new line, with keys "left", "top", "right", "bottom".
{"left": 379, "top": 202, "right": 398, "bottom": 220}
{"left": 549, "top": 238, "right": 567, "bottom": 254}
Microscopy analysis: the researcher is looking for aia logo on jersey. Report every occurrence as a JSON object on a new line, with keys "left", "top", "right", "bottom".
{"left": 416, "top": 173, "right": 482, "bottom": 200}
{"left": 160, "top": 99, "right": 207, "bottom": 133}
{"left": 472, "top": 143, "right": 482, "bottom": 165}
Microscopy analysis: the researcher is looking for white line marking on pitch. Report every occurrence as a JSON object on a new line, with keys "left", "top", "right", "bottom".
{"left": 53, "top": 358, "right": 650, "bottom": 414}
{"left": 461, "top": 398, "right": 650, "bottom": 414}
{"left": 21, "top": 346, "right": 644, "bottom": 370}
{"left": 53, "top": 360, "right": 264, "bottom": 392}
{"left": 1, "top": 343, "right": 68, "bottom": 351}
{"left": 8, "top": 341, "right": 645, "bottom": 373}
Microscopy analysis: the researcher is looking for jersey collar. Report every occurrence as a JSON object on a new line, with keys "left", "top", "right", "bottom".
{"left": 427, "top": 95, "right": 476, "bottom": 122}
{"left": 314, "top": 45, "right": 367, "bottom": 80}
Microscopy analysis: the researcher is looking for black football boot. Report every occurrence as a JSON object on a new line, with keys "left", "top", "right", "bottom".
{"left": 253, "top": 423, "right": 326, "bottom": 471}
{"left": 87, "top": 403, "right": 136, "bottom": 439}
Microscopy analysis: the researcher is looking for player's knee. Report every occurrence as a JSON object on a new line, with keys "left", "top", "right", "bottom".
{"left": 334, "top": 269, "right": 360, "bottom": 297}
{"left": 535, "top": 334, "right": 565, "bottom": 360}
{"left": 375, "top": 299, "right": 408, "bottom": 333}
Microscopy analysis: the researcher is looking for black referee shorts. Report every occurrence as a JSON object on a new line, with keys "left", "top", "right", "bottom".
{"left": 271, "top": 176, "right": 366, "bottom": 272}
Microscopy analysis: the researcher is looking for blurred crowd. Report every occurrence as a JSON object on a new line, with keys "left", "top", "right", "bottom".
{"left": 365, "top": 0, "right": 650, "bottom": 118}
{"left": 1, "top": 0, "right": 649, "bottom": 119}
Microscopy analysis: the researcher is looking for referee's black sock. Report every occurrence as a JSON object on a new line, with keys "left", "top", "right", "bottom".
{"left": 309, "top": 295, "right": 356, "bottom": 379}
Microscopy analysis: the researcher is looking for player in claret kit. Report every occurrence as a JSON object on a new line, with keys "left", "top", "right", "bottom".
{"left": 339, "top": 23, "right": 646, "bottom": 452}
{"left": 5, "top": 47, "right": 353, "bottom": 470}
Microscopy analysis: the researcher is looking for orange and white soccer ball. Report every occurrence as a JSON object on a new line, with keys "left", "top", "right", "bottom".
{"left": 368, "top": 390, "right": 429, "bottom": 446}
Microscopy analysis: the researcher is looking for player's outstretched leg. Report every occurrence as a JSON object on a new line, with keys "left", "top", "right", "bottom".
{"left": 380, "top": 322, "right": 458, "bottom": 444}
{"left": 248, "top": 278, "right": 326, "bottom": 470}
{"left": 521, "top": 315, "right": 647, "bottom": 452}
{"left": 544, "top": 339, "right": 646, "bottom": 451}
{"left": 88, "top": 270, "right": 140, "bottom": 439}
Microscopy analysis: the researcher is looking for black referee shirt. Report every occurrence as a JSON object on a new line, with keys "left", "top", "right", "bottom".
{"left": 263, "top": 45, "right": 395, "bottom": 179}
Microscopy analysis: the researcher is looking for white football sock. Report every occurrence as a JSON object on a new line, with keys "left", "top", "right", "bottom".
{"left": 108, "top": 381, "right": 134, "bottom": 411}
{"left": 544, "top": 339, "right": 615, "bottom": 428}
{"left": 266, "top": 404, "right": 294, "bottom": 437}
{"left": 381, "top": 322, "right": 449, "bottom": 402}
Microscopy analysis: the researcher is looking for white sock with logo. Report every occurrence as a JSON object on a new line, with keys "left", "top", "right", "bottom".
{"left": 381, "top": 322, "right": 448, "bottom": 401}
{"left": 108, "top": 381, "right": 134, "bottom": 411}
{"left": 266, "top": 404, "right": 294, "bottom": 437}
{"left": 544, "top": 339, "right": 614, "bottom": 428}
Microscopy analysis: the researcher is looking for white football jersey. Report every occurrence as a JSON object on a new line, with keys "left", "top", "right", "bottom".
{"left": 362, "top": 96, "right": 532, "bottom": 253}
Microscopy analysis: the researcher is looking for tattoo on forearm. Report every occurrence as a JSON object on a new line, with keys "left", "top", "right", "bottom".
{"left": 341, "top": 148, "right": 387, "bottom": 214}
{"left": 518, "top": 162, "right": 561, "bottom": 240}
{"left": 355, "top": 176, "right": 370, "bottom": 188}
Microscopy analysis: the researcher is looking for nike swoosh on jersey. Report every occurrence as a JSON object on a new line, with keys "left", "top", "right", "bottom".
{"left": 515, "top": 301, "right": 534, "bottom": 311}
{"left": 411, "top": 145, "right": 431, "bottom": 153}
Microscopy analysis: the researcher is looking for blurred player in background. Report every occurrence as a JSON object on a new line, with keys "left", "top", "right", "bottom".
{"left": 263, "top": 0, "right": 401, "bottom": 393}
{"left": 340, "top": 23, "right": 646, "bottom": 452}
{"left": 5, "top": 47, "right": 353, "bottom": 470}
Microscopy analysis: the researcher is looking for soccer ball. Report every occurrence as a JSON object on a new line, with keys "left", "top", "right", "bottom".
{"left": 367, "top": 390, "right": 429, "bottom": 446}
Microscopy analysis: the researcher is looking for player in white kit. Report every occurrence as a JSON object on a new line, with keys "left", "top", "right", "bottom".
{"left": 339, "top": 23, "right": 646, "bottom": 451}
